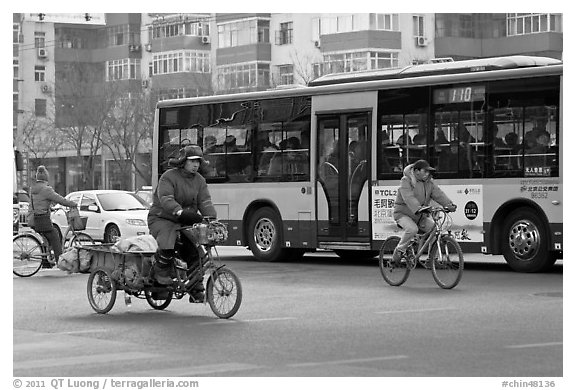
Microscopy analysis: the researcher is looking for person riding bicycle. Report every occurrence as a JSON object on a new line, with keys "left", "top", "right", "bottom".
{"left": 147, "top": 145, "right": 217, "bottom": 301}
{"left": 392, "top": 160, "right": 457, "bottom": 263}
{"left": 30, "top": 165, "right": 78, "bottom": 267}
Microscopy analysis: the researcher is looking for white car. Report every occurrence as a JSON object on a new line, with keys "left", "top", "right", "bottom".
{"left": 51, "top": 190, "right": 150, "bottom": 243}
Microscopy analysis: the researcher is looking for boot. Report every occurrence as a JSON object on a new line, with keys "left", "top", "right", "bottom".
{"left": 188, "top": 282, "right": 205, "bottom": 303}
{"left": 153, "top": 250, "right": 174, "bottom": 285}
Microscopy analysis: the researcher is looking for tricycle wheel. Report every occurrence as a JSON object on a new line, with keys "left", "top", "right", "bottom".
{"left": 206, "top": 267, "right": 242, "bottom": 319}
{"left": 144, "top": 288, "right": 172, "bottom": 310}
{"left": 87, "top": 268, "right": 116, "bottom": 314}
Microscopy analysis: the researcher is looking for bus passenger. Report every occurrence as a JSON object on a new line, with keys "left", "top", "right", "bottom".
{"left": 392, "top": 160, "right": 457, "bottom": 263}
{"left": 148, "top": 145, "right": 217, "bottom": 301}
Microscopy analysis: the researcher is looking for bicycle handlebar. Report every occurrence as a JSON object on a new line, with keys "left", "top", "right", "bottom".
{"left": 416, "top": 205, "right": 454, "bottom": 215}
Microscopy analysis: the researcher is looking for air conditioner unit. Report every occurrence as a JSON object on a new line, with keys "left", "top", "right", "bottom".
{"left": 145, "top": 43, "right": 152, "bottom": 52}
{"left": 141, "top": 79, "right": 149, "bottom": 88}
{"left": 416, "top": 36, "right": 428, "bottom": 47}
{"left": 201, "top": 36, "right": 211, "bottom": 44}
{"left": 37, "top": 48, "right": 47, "bottom": 58}
{"left": 314, "top": 40, "right": 321, "bottom": 48}
{"left": 41, "top": 84, "right": 50, "bottom": 93}
{"left": 129, "top": 44, "right": 141, "bottom": 52}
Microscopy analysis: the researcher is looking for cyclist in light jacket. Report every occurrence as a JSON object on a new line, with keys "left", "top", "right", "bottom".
{"left": 393, "top": 160, "right": 456, "bottom": 262}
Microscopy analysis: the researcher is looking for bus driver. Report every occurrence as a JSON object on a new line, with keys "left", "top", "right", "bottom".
{"left": 392, "top": 160, "right": 457, "bottom": 263}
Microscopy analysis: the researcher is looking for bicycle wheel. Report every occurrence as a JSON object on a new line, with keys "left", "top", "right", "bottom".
{"left": 206, "top": 268, "right": 242, "bottom": 319}
{"left": 13, "top": 234, "right": 44, "bottom": 277}
{"left": 430, "top": 235, "right": 464, "bottom": 289}
{"left": 144, "top": 288, "right": 173, "bottom": 310}
{"left": 87, "top": 268, "right": 117, "bottom": 314}
{"left": 378, "top": 236, "right": 410, "bottom": 286}
{"left": 68, "top": 232, "right": 95, "bottom": 248}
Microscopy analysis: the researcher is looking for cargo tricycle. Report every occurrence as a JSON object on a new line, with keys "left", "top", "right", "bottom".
{"left": 85, "top": 220, "right": 242, "bottom": 319}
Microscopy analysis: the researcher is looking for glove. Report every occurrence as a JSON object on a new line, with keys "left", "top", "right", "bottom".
{"left": 178, "top": 210, "right": 203, "bottom": 225}
{"left": 446, "top": 204, "right": 457, "bottom": 212}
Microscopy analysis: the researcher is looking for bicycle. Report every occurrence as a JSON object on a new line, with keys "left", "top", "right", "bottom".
{"left": 378, "top": 206, "right": 464, "bottom": 289}
{"left": 13, "top": 210, "right": 95, "bottom": 277}
{"left": 87, "top": 219, "right": 242, "bottom": 319}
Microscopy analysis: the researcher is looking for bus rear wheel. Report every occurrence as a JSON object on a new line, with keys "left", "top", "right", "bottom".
{"left": 247, "top": 207, "right": 285, "bottom": 262}
{"left": 501, "top": 207, "right": 554, "bottom": 273}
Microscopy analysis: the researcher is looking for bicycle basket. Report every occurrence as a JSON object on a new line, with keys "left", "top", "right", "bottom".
{"left": 66, "top": 210, "right": 87, "bottom": 231}
{"left": 188, "top": 221, "right": 228, "bottom": 245}
{"left": 434, "top": 210, "right": 452, "bottom": 232}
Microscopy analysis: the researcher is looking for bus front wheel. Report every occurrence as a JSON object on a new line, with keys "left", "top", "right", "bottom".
{"left": 247, "top": 207, "right": 284, "bottom": 262}
{"left": 501, "top": 207, "right": 554, "bottom": 273}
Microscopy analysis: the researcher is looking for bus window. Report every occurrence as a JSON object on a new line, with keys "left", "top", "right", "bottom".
{"left": 523, "top": 106, "right": 558, "bottom": 174}
{"left": 433, "top": 110, "right": 485, "bottom": 177}
{"left": 487, "top": 76, "right": 560, "bottom": 178}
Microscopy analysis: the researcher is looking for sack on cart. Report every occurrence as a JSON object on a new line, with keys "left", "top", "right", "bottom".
{"left": 58, "top": 248, "right": 79, "bottom": 273}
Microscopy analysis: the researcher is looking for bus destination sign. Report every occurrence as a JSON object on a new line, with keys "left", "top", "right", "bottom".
{"left": 433, "top": 85, "right": 486, "bottom": 104}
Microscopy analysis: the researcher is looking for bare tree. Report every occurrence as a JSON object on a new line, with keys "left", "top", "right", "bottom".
{"left": 100, "top": 82, "right": 155, "bottom": 190}
{"left": 16, "top": 112, "right": 63, "bottom": 165}
{"left": 55, "top": 62, "right": 111, "bottom": 191}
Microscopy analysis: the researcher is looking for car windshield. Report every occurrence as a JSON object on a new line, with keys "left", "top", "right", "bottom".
{"left": 97, "top": 192, "right": 148, "bottom": 211}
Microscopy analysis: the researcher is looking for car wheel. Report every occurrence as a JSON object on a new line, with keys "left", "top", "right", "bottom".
{"left": 104, "top": 224, "right": 121, "bottom": 243}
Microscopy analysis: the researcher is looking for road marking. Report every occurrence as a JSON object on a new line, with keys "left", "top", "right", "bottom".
{"left": 52, "top": 329, "right": 109, "bottom": 335}
{"left": 13, "top": 352, "right": 157, "bottom": 370}
{"left": 117, "top": 362, "right": 261, "bottom": 377}
{"left": 288, "top": 355, "right": 408, "bottom": 368}
{"left": 374, "top": 308, "right": 455, "bottom": 314}
{"left": 505, "top": 342, "right": 563, "bottom": 349}
{"left": 197, "top": 317, "right": 296, "bottom": 325}
{"left": 243, "top": 317, "right": 297, "bottom": 322}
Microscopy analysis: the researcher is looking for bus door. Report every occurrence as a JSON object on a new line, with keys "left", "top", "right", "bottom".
{"left": 316, "top": 112, "right": 370, "bottom": 242}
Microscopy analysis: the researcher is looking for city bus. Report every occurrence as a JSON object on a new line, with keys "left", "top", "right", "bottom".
{"left": 152, "top": 55, "right": 562, "bottom": 273}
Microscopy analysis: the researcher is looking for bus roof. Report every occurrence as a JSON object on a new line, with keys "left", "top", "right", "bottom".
{"left": 309, "top": 56, "right": 561, "bottom": 86}
{"left": 156, "top": 56, "right": 562, "bottom": 109}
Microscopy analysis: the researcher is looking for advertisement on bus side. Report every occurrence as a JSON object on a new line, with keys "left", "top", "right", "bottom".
{"left": 371, "top": 185, "right": 483, "bottom": 242}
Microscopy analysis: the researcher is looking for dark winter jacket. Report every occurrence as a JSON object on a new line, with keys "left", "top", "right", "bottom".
{"left": 30, "top": 180, "right": 76, "bottom": 212}
{"left": 393, "top": 164, "right": 452, "bottom": 221}
{"left": 148, "top": 168, "right": 217, "bottom": 223}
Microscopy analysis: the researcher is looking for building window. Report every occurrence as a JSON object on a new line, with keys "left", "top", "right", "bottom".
{"left": 276, "top": 22, "right": 293, "bottom": 45}
{"left": 278, "top": 64, "right": 294, "bottom": 85}
{"left": 106, "top": 24, "right": 140, "bottom": 47}
{"left": 35, "top": 99, "right": 46, "bottom": 117}
{"left": 106, "top": 59, "right": 141, "bottom": 81}
{"left": 370, "top": 14, "right": 399, "bottom": 31}
{"left": 34, "top": 65, "right": 46, "bottom": 82}
{"left": 152, "top": 50, "right": 210, "bottom": 75}
{"left": 216, "top": 62, "right": 270, "bottom": 91}
{"left": 34, "top": 32, "right": 45, "bottom": 48}
{"left": 506, "top": 13, "right": 562, "bottom": 36}
{"left": 316, "top": 15, "right": 357, "bottom": 36}
{"left": 14, "top": 59, "right": 19, "bottom": 79}
{"left": 152, "top": 19, "right": 210, "bottom": 38}
{"left": 13, "top": 23, "right": 21, "bottom": 44}
{"left": 322, "top": 51, "right": 399, "bottom": 75}
{"left": 413, "top": 15, "right": 425, "bottom": 37}
{"left": 217, "top": 18, "right": 270, "bottom": 48}
{"left": 370, "top": 51, "right": 399, "bottom": 69}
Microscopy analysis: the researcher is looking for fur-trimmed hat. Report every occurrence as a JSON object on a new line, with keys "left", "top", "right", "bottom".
{"left": 169, "top": 145, "right": 205, "bottom": 167}
{"left": 36, "top": 165, "right": 49, "bottom": 182}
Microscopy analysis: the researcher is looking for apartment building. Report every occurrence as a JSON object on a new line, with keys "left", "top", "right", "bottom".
{"left": 13, "top": 13, "right": 562, "bottom": 194}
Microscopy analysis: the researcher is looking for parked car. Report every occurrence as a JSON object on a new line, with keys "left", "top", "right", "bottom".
{"left": 51, "top": 190, "right": 150, "bottom": 243}
{"left": 134, "top": 185, "right": 153, "bottom": 207}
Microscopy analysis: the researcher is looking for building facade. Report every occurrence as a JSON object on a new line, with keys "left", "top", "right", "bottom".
{"left": 13, "top": 12, "right": 563, "bottom": 195}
